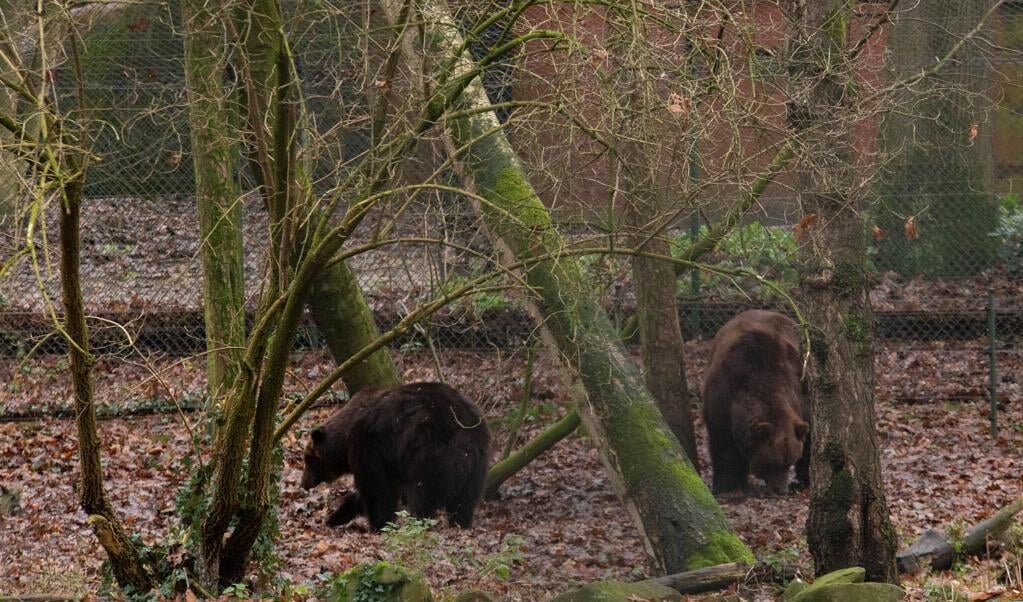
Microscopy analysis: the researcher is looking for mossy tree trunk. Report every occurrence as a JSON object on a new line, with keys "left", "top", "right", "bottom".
{"left": 484, "top": 409, "right": 581, "bottom": 499}
{"left": 181, "top": 0, "right": 246, "bottom": 403}
{"left": 0, "top": 58, "right": 18, "bottom": 229}
{"left": 382, "top": 0, "right": 753, "bottom": 574}
{"left": 306, "top": 263, "right": 401, "bottom": 392}
{"left": 789, "top": 0, "right": 898, "bottom": 583}
{"left": 199, "top": 0, "right": 404, "bottom": 585}
{"left": 609, "top": 3, "right": 698, "bottom": 467}
{"left": 628, "top": 217, "right": 698, "bottom": 467}
{"left": 198, "top": 0, "right": 307, "bottom": 584}
{"left": 229, "top": 0, "right": 399, "bottom": 395}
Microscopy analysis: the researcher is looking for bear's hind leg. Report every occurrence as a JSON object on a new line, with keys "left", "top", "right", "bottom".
{"left": 406, "top": 482, "right": 443, "bottom": 521}
{"left": 327, "top": 491, "right": 364, "bottom": 527}
{"left": 793, "top": 430, "right": 811, "bottom": 491}
{"left": 445, "top": 456, "right": 486, "bottom": 528}
{"left": 709, "top": 436, "right": 750, "bottom": 494}
{"left": 352, "top": 465, "right": 401, "bottom": 531}
{"left": 361, "top": 485, "right": 400, "bottom": 531}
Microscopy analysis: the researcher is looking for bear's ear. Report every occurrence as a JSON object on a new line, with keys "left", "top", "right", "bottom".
{"left": 794, "top": 421, "right": 809, "bottom": 441}
{"left": 311, "top": 427, "right": 326, "bottom": 444}
{"left": 751, "top": 421, "right": 773, "bottom": 442}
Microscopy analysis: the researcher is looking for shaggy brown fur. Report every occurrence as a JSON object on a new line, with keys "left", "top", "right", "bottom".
{"left": 301, "top": 382, "right": 491, "bottom": 529}
{"left": 702, "top": 310, "right": 810, "bottom": 494}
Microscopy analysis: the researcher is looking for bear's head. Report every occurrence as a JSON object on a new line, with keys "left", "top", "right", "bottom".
{"left": 300, "top": 427, "right": 349, "bottom": 490}
{"left": 746, "top": 418, "right": 808, "bottom": 494}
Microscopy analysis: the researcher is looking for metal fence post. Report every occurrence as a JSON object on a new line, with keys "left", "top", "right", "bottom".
{"left": 987, "top": 287, "right": 998, "bottom": 438}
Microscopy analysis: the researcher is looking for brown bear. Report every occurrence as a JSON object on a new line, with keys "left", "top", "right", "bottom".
{"left": 300, "top": 381, "right": 491, "bottom": 530}
{"left": 702, "top": 309, "right": 810, "bottom": 495}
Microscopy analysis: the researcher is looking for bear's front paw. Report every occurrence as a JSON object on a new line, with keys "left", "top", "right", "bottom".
{"left": 326, "top": 509, "right": 357, "bottom": 527}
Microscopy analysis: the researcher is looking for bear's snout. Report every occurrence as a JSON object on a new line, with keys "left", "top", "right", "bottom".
{"left": 761, "top": 471, "right": 790, "bottom": 496}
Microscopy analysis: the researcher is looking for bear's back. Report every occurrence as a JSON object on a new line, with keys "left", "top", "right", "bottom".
{"left": 354, "top": 382, "right": 490, "bottom": 459}
{"left": 703, "top": 310, "right": 803, "bottom": 401}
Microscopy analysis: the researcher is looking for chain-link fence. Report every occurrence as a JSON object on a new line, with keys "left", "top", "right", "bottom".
{"left": 1, "top": 1, "right": 1020, "bottom": 415}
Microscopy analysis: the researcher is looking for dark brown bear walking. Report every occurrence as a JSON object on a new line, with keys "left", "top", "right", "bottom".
{"left": 301, "top": 382, "right": 491, "bottom": 530}
{"left": 702, "top": 309, "right": 810, "bottom": 495}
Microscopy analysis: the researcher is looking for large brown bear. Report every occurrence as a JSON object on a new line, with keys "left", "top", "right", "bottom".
{"left": 300, "top": 382, "right": 491, "bottom": 530}
{"left": 702, "top": 310, "right": 810, "bottom": 495}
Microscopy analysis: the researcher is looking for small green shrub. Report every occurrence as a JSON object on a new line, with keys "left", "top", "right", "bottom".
{"left": 435, "top": 273, "right": 516, "bottom": 314}
{"left": 374, "top": 511, "right": 523, "bottom": 591}
{"left": 923, "top": 583, "right": 968, "bottom": 602}
{"left": 993, "top": 193, "right": 1023, "bottom": 275}
{"left": 381, "top": 512, "right": 441, "bottom": 572}
{"left": 318, "top": 561, "right": 431, "bottom": 602}
{"left": 944, "top": 520, "right": 970, "bottom": 576}
{"left": 674, "top": 222, "right": 798, "bottom": 301}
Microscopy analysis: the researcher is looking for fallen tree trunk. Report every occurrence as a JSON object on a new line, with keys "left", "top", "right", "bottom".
{"left": 647, "top": 496, "right": 1023, "bottom": 594}
{"left": 897, "top": 496, "right": 1023, "bottom": 575}
{"left": 639, "top": 496, "right": 1023, "bottom": 594}
{"left": 645, "top": 561, "right": 797, "bottom": 595}
{"left": 484, "top": 409, "right": 581, "bottom": 500}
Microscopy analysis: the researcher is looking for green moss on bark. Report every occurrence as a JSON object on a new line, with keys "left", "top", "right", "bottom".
{"left": 831, "top": 260, "right": 864, "bottom": 298}
{"left": 842, "top": 308, "right": 872, "bottom": 358}
{"left": 815, "top": 465, "right": 856, "bottom": 546}
{"left": 686, "top": 530, "right": 757, "bottom": 570}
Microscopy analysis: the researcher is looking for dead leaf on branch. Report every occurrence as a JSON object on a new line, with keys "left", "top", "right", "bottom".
{"left": 872, "top": 225, "right": 885, "bottom": 241}
{"left": 793, "top": 213, "right": 818, "bottom": 242}
{"left": 905, "top": 216, "right": 919, "bottom": 241}
{"left": 127, "top": 17, "right": 150, "bottom": 32}
{"left": 667, "top": 92, "right": 689, "bottom": 115}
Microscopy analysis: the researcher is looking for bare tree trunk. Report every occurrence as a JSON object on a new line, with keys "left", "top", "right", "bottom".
{"left": 381, "top": 0, "right": 753, "bottom": 573}
{"left": 181, "top": 0, "right": 246, "bottom": 403}
{"left": 201, "top": 0, "right": 404, "bottom": 584}
{"left": 609, "top": 3, "right": 698, "bottom": 466}
{"left": 789, "top": 1, "right": 898, "bottom": 582}
{"left": 617, "top": 141, "right": 795, "bottom": 340}
{"left": 59, "top": 174, "right": 151, "bottom": 591}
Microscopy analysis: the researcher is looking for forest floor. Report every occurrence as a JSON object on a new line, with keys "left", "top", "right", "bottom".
{"left": 1, "top": 340, "right": 1022, "bottom": 601}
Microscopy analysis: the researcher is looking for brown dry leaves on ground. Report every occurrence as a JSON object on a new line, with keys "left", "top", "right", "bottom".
{"left": 1, "top": 342, "right": 1022, "bottom": 600}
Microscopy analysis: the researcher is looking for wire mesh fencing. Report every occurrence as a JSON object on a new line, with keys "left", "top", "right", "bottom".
{"left": 0, "top": 1, "right": 1020, "bottom": 416}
